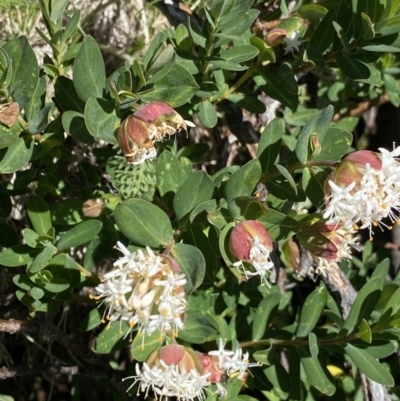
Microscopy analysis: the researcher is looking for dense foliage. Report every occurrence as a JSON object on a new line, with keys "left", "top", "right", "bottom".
{"left": 2, "top": 0, "right": 400, "bottom": 400}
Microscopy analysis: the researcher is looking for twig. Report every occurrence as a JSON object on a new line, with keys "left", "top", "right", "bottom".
{"left": 333, "top": 93, "right": 390, "bottom": 121}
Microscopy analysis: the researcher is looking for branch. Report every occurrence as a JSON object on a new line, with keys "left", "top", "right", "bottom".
{"left": 0, "top": 363, "right": 122, "bottom": 380}
{"left": 0, "top": 319, "right": 109, "bottom": 370}
{"left": 333, "top": 93, "right": 390, "bottom": 121}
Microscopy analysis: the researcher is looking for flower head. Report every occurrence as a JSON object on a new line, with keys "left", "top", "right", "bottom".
{"left": 118, "top": 101, "right": 194, "bottom": 164}
{"left": 283, "top": 31, "right": 301, "bottom": 54}
{"left": 323, "top": 147, "right": 400, "bottom": 236}
{"left": 229, "top": 220, "right": 274, "bottom": 285}
{"left": 92, "top": 242, "right": 187, "bottom": 338}
{"left": 125, "top": 344, "right": 210, "bottom": 401}
{"left": 207, "top": 338, "right": 259, "bottom": 381}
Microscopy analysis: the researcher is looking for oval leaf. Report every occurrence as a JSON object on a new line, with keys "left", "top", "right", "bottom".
{"left": 344, "top": 343, "right": 394, "bottom": 386}
{"left": 73, "top": 36, "right": 106, "bottom": 102}
{"left": 224, "top": 159, "right": 261, "bottom": 202}
{"left": 171, "top": 243, "right": 205, "bottom": 293}
{"left": 27, "top": 195, "right": 52, "bottom": 236}
{"left": 173, "top": 171, "right": 214, "bottom": 221}
{"left": 297, "top": 286, "right": 327, "bottom": 338}
{"left": 115, "top": 199, "right": 174, "bottom": 247}
{"left": 57, "top": 220, "right": 103, "bottom": 251}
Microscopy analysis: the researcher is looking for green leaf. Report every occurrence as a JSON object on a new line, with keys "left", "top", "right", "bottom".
{"left": 0, "top": 136, "right": 34, "bottom": 174}
{"left": 224, "top": 159, "right": 261, "bottom": 202}
{"left": 115, "top": 199, "right": 174, "bottom": 247}
{"left": 26, "top": 103, "right": 53, "bottom": 133}
{"left": 84, "top": 97, "right": 118, "bottom": 144}
{"left": 140, "top": 63, "right": 199, "bottom": 107}
{"left": 220, "top": 45, "right": 259, "bottom": 64}
{"left": 342, "top": 277, "right": 383, "bottom": 334}
{"left": 177, "top": 310, "right": 219, "bottom": 343}
{"left": 228, "top": 196, "right": 268, "bottom": 221}
{"left": 297, "top": 286, "right": 327, "bottom": 338}
{"left": 188, "top": 18, "right": 206, "bottom": 48}
{"left": 95, "top": 321, "right": 130, "bottom": 354}
{"left": 297, "top": 347, "right": 336, "bottom": 395}
{"left": 359, "top": 318, "right": 372, "bottom": 343}
{"left": 344, "top": 343, "right": 394, "bottom": 386}
{"left": 264, "top": 359, "right": 292, "bottom": 397}
{"left": 309, "top": 332, "right": 319, "bottom": 358}
{"left": 73, "top": 36, "right": 106, "bottom": 102}
{"left": 131, "top": 330, "right": 164, "bottom": 362}
{"left": 0, "top": 244, "right": 40, "bottom": 267}
{"left": 302, "top": 168, "right": 329, "bottom": 207}
{"left": 309, "top": 6, "right": 338, "bottom": 54}
{"left": 144, "top": 32, "right": 166, "bottom": 70}
{"left": 252, "top": 290, "right": 281, "bottom": 340}
{"left": 61, "top": 10, "right": 80, "bottom": 43}
{"left": 28, "top": 244, "right": 57, "bottom": 273}
{"left": 259, "top": 209, "right": 299, "bottom": 241}
{"left": 79, "top": 308, "right": 102, "bottom": 332}
{"left": 298, "top": 4, "right": 327, "bottom": 19}
{"left": 50, "top": 0, "right": 69, "bottom": 22}
{"left": 25, "top": 76, "right": 47, "bottom": 121}
{"left": 336, "top": 56, "right": 382, "bottom": 86}
{"left": 0, "top": 122, "right": 20, "bottom": 149}
{"left": 311, "top": 127, "right": 352, "bottom": 162}
{"left": 54, "top": 76, "right": 85, "bottom": 113}
{"left": 2, "top": 36, "right": 38, "bottom": 108}
{"left": 62, "top": 111, "right": 93, "bottom": 144}
{"left": 57, "top": 220, "right": 103, "bottom": 251}
{"left": 295, "top": 106, "right": 334, "bottom": 164}
{"left": 254, "top": 68, "right": 298, "bottom": 112}
{"left": 376, "top": 15, "right": 400, "bottom": 35}
{"left": 210, "top": 0, "right": 236, "bottom": 22}
{"left": 27, "top": 195, "right": 52, "bottom": 236}
{"left": 258, "top": 118, "right": 284, "bottom": 173}
{"left": 198, "top": 100, "right": 218, "bottom": 128}
{"left": 173, "top": 171, "right": 214, "bottom": 220}
{"left": 171, "top": 243, "right": 205, "bottom": 293}
{"left": 156, "top": 150, "right": 189, "bottom": 207}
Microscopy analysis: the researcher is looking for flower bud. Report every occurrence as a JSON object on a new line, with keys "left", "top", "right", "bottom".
{"left": 265, "top": 28, "right": 287, "bottom": 47}
{"left": 229, "top": 220, "right": 272, "bottom": 261}
{"left": 280, "top": 238, "right": 300, "bottom": 270}
{"left": 82, "top": 198, "right": 106, "bottom": 218}
{"left": 117, "top": 101, "right": 194, "bottom": 164}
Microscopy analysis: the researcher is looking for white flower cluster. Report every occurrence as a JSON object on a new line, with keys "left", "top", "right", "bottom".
{"left": 127, "top": 361, "right": 211, "bottom": 401}
{"left": 126, "top": 339, "right": 259, "bottom": 401}
{"left": 323, "top": 147, "right": 400, "bottom": 235}
{"left": 233, "top": 236, "right": 274, "bottom": 285}
{"left": 208, "top": 338, "right": 259, "bottom": 380}
{"left": 94, "top": 242, "right": 187, "bottom": 337}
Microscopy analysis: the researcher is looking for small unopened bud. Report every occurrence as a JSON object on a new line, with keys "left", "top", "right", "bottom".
{"left": 265, "top": 28, "right": 287, "bottom": 47}
{"left": 82, "top": 198, "right": 106, "bottom": 217}
{"left": 280, "top": 238, "right": 300, "bottom": 270}
{"left": 229, "top": 220, "right": 272, "bottom": 261}
{"left": 310, "top": 133, "right": 321, "bottom": 157}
